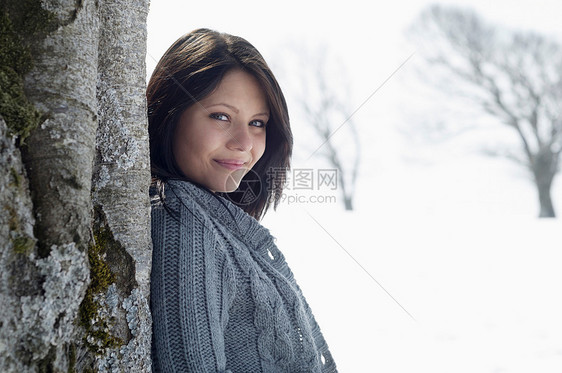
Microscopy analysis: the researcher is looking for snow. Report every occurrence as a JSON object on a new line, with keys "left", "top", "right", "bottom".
{"left": 146, "top": 1, "right": 562, "bottom": 370}
{"left": 262, "top": 198, "right": 562, "bottom": 372}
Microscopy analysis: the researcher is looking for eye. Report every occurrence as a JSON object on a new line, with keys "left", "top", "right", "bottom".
{"left": 250, "top": 119, "right": 266, "bottom": 128}
{"left": 210, "top": 113, "right": 229, "bottom": 121}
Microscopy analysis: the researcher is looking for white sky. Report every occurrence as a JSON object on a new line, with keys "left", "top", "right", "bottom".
{"left": 147, "top": 0, "right": 562, "bottom": 78}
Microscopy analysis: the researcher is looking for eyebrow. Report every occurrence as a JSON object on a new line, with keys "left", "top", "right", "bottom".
{"left": 205, "top": 103, "right": 269, "bottom": 117}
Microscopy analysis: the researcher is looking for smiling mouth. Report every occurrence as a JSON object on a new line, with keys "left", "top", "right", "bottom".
{"left": 214, "top": 159, "right": 248, "bottom": 171}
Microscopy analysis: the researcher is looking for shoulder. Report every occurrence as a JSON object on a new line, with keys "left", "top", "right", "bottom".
{"left": 150, "top": 181, "right": 224, "bottom": 260}
{"left": 149, "top": 180, "right": 222, "bottom": 250}
{"left": 151, "top": 179, "right": 212, "bottom": 219}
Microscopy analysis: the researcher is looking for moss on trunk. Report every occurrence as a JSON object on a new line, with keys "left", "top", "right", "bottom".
{"left": 78, "top": 225, "right": 124, "bottom": 355}
{"left": 0, "top": 0, "right": 57, "bottom": 143}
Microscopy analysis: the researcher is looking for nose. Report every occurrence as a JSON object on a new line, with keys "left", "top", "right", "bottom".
{"left": 226, "top": 124, "right": 253, "bottom": 152}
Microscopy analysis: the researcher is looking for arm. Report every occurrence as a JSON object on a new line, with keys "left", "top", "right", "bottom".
{"left": 150, "top": 194, "right": 234, "bottom": 373}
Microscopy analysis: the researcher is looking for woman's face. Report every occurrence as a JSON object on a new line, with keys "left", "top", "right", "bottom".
{"left": 173, "top": 68, "right": 269, "bottom": 193}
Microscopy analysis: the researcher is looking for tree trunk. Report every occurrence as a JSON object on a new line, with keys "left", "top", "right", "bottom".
{"left": 343, "top": 196, "right": 353, "bottom": 211}
{"left": 0, "top": 0, "right": 152, "bottom": 371}
{"left": 89, "top": 0, "right": 152, "bottom": 370}
{"left": 537, "top": 181, "right": 555, "bottom": 218}
{"left": 532, "top": 148, "right": 557, "bottom": 218}
{"left": 337, "top": 168, "right": 354, "bottom": 211}
{"left": 535, "top": 173, "right": 556, "bottom": 218}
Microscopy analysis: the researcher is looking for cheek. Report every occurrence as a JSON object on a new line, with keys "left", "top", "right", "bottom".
{"left": 255, "top": 134, "right": 266, "bottom": 162}
{"left": 173, "top": 128, "right": 204, "bottom": 172}
{"left": 175, "top": 124, "right": 212, "bottom": 158}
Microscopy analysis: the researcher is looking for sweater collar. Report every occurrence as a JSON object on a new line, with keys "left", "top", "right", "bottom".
{"left": 165, "top": 179, "right": 273, "bottom": 247}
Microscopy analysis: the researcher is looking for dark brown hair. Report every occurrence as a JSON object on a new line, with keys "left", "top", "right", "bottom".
{"left": 147, "top": 28, "right": 292, "bottom": 220}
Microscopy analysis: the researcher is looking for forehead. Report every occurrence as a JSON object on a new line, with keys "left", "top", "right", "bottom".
{"left": 200, "top": 69, "right": 269, "bottom": 111}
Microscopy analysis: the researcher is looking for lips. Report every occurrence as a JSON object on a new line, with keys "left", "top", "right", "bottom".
{"left": 214, "top": 159, "right": 248, "bottom": 171}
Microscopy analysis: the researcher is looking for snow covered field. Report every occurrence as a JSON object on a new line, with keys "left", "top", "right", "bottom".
{"left": 263, "top": 200, "right": 562, "bottom": 372}
{"left": 146, "top": 1, "right": 562, "bottom": 370}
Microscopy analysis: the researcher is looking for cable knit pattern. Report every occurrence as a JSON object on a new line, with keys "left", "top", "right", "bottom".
{"left": 150, "top": 180, "right": 337, "bottom": 373}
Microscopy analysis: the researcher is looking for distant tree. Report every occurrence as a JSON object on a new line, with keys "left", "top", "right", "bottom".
{"left": 410, "top": 5, "right": 562, "bottom": 217}
{"left": 277, "top": 45, "right": 361, "bottom": 210}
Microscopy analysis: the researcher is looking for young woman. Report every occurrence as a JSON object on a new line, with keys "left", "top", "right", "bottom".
{"left": 148, "top": 28, "right": 337, "bottom": 373}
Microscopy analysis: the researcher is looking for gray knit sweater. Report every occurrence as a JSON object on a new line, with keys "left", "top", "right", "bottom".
{"left": 150, "top": 180, "right": 337, "bottom": 373}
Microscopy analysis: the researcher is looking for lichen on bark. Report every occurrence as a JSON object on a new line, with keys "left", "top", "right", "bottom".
{"left": 0, "top": 125, "right": 90, "bottom": 367}
{"left": 90, "top": 0, "right": 152, "bottom": 371}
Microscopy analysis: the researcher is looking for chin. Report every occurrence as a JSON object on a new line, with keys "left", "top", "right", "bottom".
{"left": 221, "top": 186, "right": 240, "bottom": 193}
{"left": 222, "top": 178, "right": 242, "bottom": 193}
{"left": 200, "top": 170, "right": 248, "bottom": 193}
{"left": 220, "top": 170, "right": 246, "bottom": 193}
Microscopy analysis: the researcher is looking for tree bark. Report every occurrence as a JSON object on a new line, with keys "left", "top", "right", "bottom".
{"left": 89, "top": 0, "right": 152, "bottom": 370}
{"left": 1, "top": 1, "right": 99, "bottom": 371}
{"left": 0, "top": 0, "right": 152, "bottom": 371}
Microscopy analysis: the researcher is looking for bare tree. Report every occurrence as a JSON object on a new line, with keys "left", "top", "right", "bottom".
{"left": 277, "top": 45, "right": 361, "bottom": 210}
{"left": 0, "top": 0, "right": 151, "bottom": 371}
{"left": 410, "top": 5, "right": 562, "bottom": 217}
